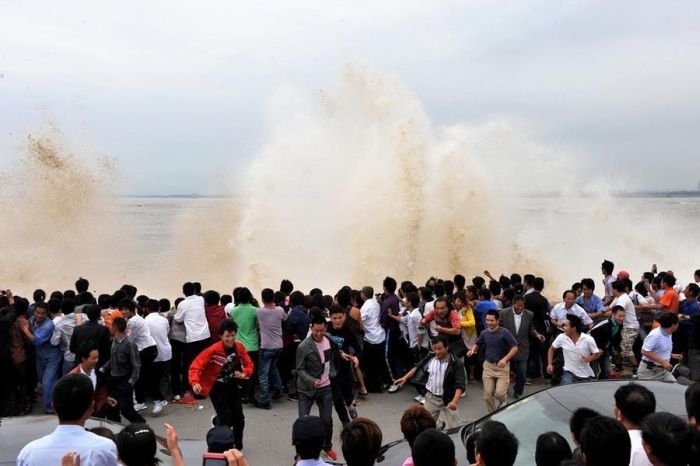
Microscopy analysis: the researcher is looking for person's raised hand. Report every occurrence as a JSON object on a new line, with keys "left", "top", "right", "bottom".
{"left": 164, "top": 423, "right": 180, "bottom": 453}
{"left": 223, "top": 449, "right": 250, "bottom": 466}
{"left": 61, "top": 452, "right": 80, "bottom": 466}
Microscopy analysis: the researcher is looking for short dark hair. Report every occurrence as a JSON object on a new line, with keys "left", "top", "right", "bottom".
{"left": 431, "top": 335, "right": 449, "bottom": 349}
{"left": 76, "top": 342, "right": 99, "bottom": 363}
{"left": 535, "top": 431, "right": 572, "bottom": 466}
{"left": 612, "top": 280, "right": 626, "bottom": 293}
{"left": 565, "top": 314, "right": 583, "bottom": 333}
{"left": 580, "top": 416, "right": 630, "bottom": 466}
{"left": 454, "top": 274, "right": 466, "bottom": 289}
{"left": 85, "top": 304, "right": 101, "bottom": 322}
{"left": 97, "top": 294, "right": 111, "bottom": 310}
{"left": 400, "top": 405, "right": 436, "bottom": 447}
{"left": 602, "top": 260, "right": 614, "bottom": 274}
{"left": 290, "top": 290, "right": 305, "bottom": 307}
{"left": 280, "top": 279, "right": 294, "bottom": 294}
{"left": 182, "top": 282, "right": 195, "bottom": 297}
{"left": 523, "top": 274, "right": 536, "bottom": 288}
{"left": 116, "top": 423, "right": 160, "bottom": 466}
{"left": 75, "top": 277, "right": 89, "bottom": 293}
{"left": 119, "top": 298, "right": 136, "bottom": 313}
{"left": 261, "top": 288, "right": 275, "bottom": 304}
{"left": 53, "top": 374, "right": 94, "bottom": 422}
{"left": 412, "top": 428, "right": 455, "bottom": 466}
{"left": 340, "top": 417, "right": 382, "bottom": 466}
{"left": 533, "top": 277, "right": 545, "bottom": 291}
{"left": 641, "top": 412, "right": 692, "bottom": 466}
{"left": 562, "top": 290, "right": 576, "bottom": 300}
{"left": 310, "top": 308, "right": 326, "bottom": 326}
{"left": 685, "top": 383, "right": 700, "bottom": 422}
{"left": 611, "top": 305, "right": 625, "bottom": 314}
{"left": 204, "top": 290, "right": 220, "bottom": 306}
{"left": 569, "top": 407, "right": 600, "bottom": 444}
{"left": 329, "top": 303, "right": 345, "bottom": 316}
{"left": 33, "top": 288, "right": 46, "bottom": 303}
{"left": 581, "top": 278, "right": 595, "bottom": 290}
{"left": 237, "top": 287, "right": 252, "bottom": 304}
{"left": 113, "top": 317, "right": 127, "bottom": 332}
{"left": 61, "top": 299, "right": 75, "bottom": 315}
{"left": 219, "top": 319, "right": 238, "bottom": 335}
{"left": 478, "top": 288, "right": 492, "bottom": 300}
{"left": 485, "top": 309, "right": 500, "bottom": 320}
{"left": 659, "top": 312, "right": 679, "bottom": 329}
{"left": 687, "top": 283, "right": 700, "bottom": 298}
{"left": 476, "top": 420, "right": 518, "bottom": 466}
{"left": 361, "top": 286, "right": 374, "bottom": 299}
{"left": 472, "top": 276, "right": 486, "bottom": 289}
{"left": 662, "top": 274, "right": 677, "bottom": 287}
{"left": 159, "top": 298, "right": 171, "bottom": 313}
{"left": 614, "top": 383, "right": 656, "bottom": 426}
{"left": 383, "top": 276, "right": 397, "bottom": 293}
{"left": 406, "top": 292, "right": 420, "bottom": 309}
{"left": 512, "top": 294, "right": 524, "bottom": 304}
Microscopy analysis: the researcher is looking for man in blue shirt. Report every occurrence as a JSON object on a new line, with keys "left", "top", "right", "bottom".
{"left": 17, "top": 374, "right": 118, "bottom": 465}
{"left": 17, "top": 301, "right": 61, "bottom": 414}
{"left": 577, "top": 278, "right": 605, "bottom": 324}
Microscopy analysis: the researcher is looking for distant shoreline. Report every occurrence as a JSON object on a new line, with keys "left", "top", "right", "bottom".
{"left": 121, "top": 191, "right": 700, "bottom": 199}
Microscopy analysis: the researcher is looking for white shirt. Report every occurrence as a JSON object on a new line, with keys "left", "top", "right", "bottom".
{"left": 641, "top": 326, "right": 673, "bottom": 363}
{"left": 628, "top": 429, "right": 653, "bottom": 466}
{"left": 360, "top": 298, "right": 385, "bottom": 344}
{"left": 51, "top": 313, "right": 84, "bottom": 361}
{"left": 604, "top": 275, "right": 617, "bottom": 298}
{"left": 17, "top": 425, "right": 118, "bottom": 466}
{"left": 404, "top": 308, "right": 427, "bottom": 349}
{"left": 513, "top": 312, "right": 522, "bottom": 334}
{"left": 425, "top": 356, "right": 449, "bottom": 396}
{"left": 78, "top": 365, "right": 97, "bottom": 389}
{"left": 224, "top": 302, "right": 234, "bottom": 317}
{"left": 551, "top": 332, "right": 599, "bottom": 378}
{"left": 550, "top": 303, "right": 593, "bottom": 327}
{"left": 126, "top": 314, "right": 156, "bottom": 351}
{"left": 174, "top": 295, "right": 211, "bottom": 343}
{"left": 145, "top": 313, "right": 172, "bottom": 362}
{"left": 612, "top": 293, "right": 639, "bottom": 329}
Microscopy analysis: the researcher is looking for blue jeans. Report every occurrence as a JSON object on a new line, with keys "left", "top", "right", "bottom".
{"left": 298, "top": 386, "right": 333, "bottom": 450}
{"left": 258, "top": 348, "right": 283, "bottom": 404}
{"left": 62, "top": 358, "right": 76, "bottom": 376}
{"left": 511, "top": 359, "right": 527, "bottom": 395}
{"left": 592, "top": 350, "right": 611, "bottom": 379}
{"left": 561, "top": 370, "right": 594, "bottom": 385}
{"left": 36, "top": 349, "right": 62, "bottom": 413}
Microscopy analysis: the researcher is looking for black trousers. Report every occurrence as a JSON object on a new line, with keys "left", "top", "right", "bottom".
{"left": 210, "top": 381, "right": 245, "bottom": 450}
{"left": 134, "top": 345, "right": 158, "bottom": 403}
{"left": 331, "top": 377, "right": 354, "bottom": 426}
{"left": 183, "top": 338, "right": 211, "bottom": 392}
{"left": 361, "top": 341, "right": 391, "bottom": 393}
{"left": 243, "top": 350, "right": 259, "bottom": 401}
{"left": 109, "top": 377, "right": 145, "bottom": 423}
{"left": 170, "top": 339, "right": 186, "bottom": 397}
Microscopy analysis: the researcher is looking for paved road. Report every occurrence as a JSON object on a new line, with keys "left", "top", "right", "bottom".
{"left": 129, "top": 380, "right": 545, "bottom": 465}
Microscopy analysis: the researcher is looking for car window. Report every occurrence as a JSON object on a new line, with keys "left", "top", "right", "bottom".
{"left": 483, "top": 393, "right": 574, "bottom": 466}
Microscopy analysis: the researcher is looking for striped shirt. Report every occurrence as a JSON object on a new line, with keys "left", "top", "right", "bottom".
{"left": 641, "top": 327, "right": 673, "bottom": 364}
{"left": 425, "top": 356, "right": 449, "bottom": 396}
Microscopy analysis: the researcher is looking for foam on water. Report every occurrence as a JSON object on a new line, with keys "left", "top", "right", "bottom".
{"left": 1, "top": 68, "right": 697, "bottom": 298}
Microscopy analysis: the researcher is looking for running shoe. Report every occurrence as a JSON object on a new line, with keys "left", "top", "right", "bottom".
{"left": 133, "top": 402, "right": 147, "bottom": 412}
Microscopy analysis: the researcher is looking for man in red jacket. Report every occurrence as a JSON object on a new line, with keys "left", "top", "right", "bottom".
{"left": 190, "top": 319, "right": 254, "bottom": 450}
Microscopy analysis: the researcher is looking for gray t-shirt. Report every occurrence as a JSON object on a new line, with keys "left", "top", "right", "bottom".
{"left": 256, "top": 306, "right": 287, "bottom": 350}
{"left": 476, "top": 327, "right": 518, "bottom": 363}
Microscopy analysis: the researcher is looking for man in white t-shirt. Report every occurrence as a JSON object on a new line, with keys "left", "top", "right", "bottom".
{"left": 547, "top": 314, "right": 600, "bottom": 384}
{"left": 613, "top": 383, "right": 655, "bottom": 466}
{"left": 607, "top": 280, "right": 640, "bottom": 373}
{"left": 144, "top": 299, "right": 172, "bottom": 414}
{"left": 359, "top": 286, "right": 390, "bottom": 393}
{"left": 174, "top": 282, "right": 211, "bottom": 393}
{"left": 550, "top": 290, "right": 593, "bottom": 329}
{"left": 602, "top": 259, "right": 617, "bottom": 306}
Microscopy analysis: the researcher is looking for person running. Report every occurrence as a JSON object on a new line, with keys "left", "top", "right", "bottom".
{"left": 190, "top": 319, "right": 254, "bottom": 451}
{"left": 547, "top": 314, "right": 600, "bottom": 384}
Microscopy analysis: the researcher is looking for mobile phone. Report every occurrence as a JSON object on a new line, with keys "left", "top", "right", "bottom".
{"left": 202, "top": 453, "right": 227, "bottom": 466}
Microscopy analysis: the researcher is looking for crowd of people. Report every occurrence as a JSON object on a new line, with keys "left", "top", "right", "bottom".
{"left": 3, "top": 260, "right": 700, "bottom": 465}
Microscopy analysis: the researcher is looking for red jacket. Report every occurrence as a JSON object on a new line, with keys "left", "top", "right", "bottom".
{"left": 205, "top": 305, "right": 227, "bottom": 343}
{"left": 188, "top": 341, "right": 254, "bottom": 397}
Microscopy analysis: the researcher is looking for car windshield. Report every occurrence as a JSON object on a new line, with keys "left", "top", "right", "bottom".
{"left": 481, "top": 392, "right": 574, "bottom": 466}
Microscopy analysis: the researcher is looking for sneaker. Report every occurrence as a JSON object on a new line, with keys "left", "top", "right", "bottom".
{"left": 418, "top": 396, "right": 426, "bottom": 405}
{"left": 388, "top": 383, "right": 400, "bottom": 393}
{"left": 460, "top": 391, "right": 466, "bottom": 398}
{"left": 323, "top": 449, "right": 338, "bottom": 461}
{"left": 286, "top": 393, "right": 299, "bottom": 401}
{"left": 413, "top": 394, "right": 423, "bottom": 403}
{"left": 134, "top": 402, "right": 147, "bottom": 412}
{"left": 173, "top": 394, "right": 181, "bottom": 402}
{"left": 152, "top": 400, "right": 167, "bottom": 414}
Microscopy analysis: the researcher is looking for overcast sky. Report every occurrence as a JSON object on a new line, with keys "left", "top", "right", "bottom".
{"left": 1, "top": 1, "right": 699, "bottom": 194}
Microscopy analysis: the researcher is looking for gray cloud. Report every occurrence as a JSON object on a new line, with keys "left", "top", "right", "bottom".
{"left": 1, "top": 1, "right": 699, "bottom": 194}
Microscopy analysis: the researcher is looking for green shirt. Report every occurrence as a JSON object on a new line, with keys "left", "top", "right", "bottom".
{"left": 231, "top": 303, "right": 259, "bottom": 351}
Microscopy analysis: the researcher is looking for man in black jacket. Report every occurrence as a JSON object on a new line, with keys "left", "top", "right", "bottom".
{"left": 393, "top": 335, "right": 466, "bottom": 429}
{"left": 524, "top": 277, "right": 550, "bottom": 380}
{"left": 69, "top": 304, "right": 111, "bottom": 368}
{"left": 590, "top": 305, "right": 625, "bottom": 379}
